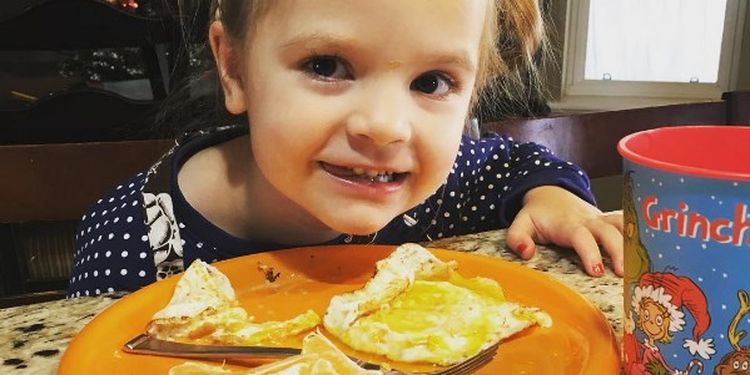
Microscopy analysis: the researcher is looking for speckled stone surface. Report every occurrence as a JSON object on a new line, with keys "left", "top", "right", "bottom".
{"left": 0, "top": 230, "right": 622, "bottom": 374}
{"left": 0, "top": 294, "right": 123, "bottom": 374}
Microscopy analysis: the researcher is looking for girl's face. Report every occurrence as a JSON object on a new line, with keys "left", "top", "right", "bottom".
{"left": 224, "top": 0, "right": 486, "bottom": 235}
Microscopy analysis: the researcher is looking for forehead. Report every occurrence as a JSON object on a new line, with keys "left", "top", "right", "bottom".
{"left": 252, "top": 0, "right": 487, "bottom": 66}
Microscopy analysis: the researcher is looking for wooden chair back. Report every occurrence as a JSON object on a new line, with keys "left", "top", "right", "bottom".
{"left": 481, "top": 91, "right": 750, "bottom": 180}
{"left": 0, "top": 139, "right": 172, "bottom": 302}
{"left": 0, "top": 139, "right": 172, "bottom": 222}
{"left": 480, "top": 91, "right": 750, "bottom": 211}
{"left": 0, "top": 88, "right": 157, "bottom": 144}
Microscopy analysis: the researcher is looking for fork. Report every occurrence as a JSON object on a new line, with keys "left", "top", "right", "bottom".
{"left": 401, "top": 342, "right": 499, "bottom": 375}
{"left": 123, "top": 334, "right": 497, "bottom": 375}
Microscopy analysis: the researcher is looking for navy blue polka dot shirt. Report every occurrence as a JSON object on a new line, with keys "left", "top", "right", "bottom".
{"left": 67, "top": 125, "right": 594, "bottom": 297}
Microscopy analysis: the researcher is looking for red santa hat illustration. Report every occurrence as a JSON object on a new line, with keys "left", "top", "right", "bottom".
{"left": 632, "top": 272, "right": 715, "bottom": 359}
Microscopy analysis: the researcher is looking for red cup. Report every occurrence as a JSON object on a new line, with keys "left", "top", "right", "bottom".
{"left": 618, "top": 125, "right": 750, "bottom": 374}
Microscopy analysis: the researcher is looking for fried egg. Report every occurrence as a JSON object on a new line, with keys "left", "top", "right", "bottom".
{"left": 323, "top": 243, "right": 552, "bottom": 365}
{"left": 148, "top": 260, "right": 320, "bottom": 345}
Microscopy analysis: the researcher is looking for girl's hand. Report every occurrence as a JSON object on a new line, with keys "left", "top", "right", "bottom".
{"left": 505, "top": 186, "right": 624, "bottom": 277}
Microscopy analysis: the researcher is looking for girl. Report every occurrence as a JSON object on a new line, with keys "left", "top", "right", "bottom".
{"left": 68, "top": 0, "right": 623, "bottom": 297}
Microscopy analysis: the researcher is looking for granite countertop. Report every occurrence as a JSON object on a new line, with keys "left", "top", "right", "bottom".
{"left": 0, "top": 229, "right": 622, "bottom": 374}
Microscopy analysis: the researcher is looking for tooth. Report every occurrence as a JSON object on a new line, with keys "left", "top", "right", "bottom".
{"left": 366, "top": 170, "right": 379, "bottom": 177}
{"left": 352, "top": 167, "right": 365, "bottom": 175}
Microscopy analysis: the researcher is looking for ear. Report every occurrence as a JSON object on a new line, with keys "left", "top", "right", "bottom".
{"left": 209, "top": 21, "right": 247, "bottom": 114}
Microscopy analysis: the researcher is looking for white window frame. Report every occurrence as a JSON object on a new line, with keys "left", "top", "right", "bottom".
{"left": 554, "top": 0, "right": 747, "bottom": 112}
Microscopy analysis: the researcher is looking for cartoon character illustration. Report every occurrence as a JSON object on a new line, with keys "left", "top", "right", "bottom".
{"left": 626, "top": 272, "right": 715, "bottom": 374}
{"left": 623, "top": 171, "right": 653, "bottom": 293}
{"left": 623, "top": 171, "right": 654, "bottom": 367}
{"left": 714, "top": 290, "right": 750, "bottom": 375}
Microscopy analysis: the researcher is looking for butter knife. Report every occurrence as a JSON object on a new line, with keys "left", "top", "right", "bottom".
{"left": 122, "top": 334, "right": 382, "bottom": 370}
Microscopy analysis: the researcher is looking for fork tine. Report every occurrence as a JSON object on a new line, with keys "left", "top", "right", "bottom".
{"left": 438, "top": 351, "right": 494, "bottom": 375}
{"left": 431, "top": 343, "right": 499, "bottom": 375}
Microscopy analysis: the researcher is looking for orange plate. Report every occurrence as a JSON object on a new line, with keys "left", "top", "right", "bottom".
{"left": 59, "top": 245, "right": 620, "bottom": 374}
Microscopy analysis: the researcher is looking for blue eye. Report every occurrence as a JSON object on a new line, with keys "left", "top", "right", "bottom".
{"left": 411, "top": 72, "right": 453, "bottom": 96}
{"left": 303, "top": 56, "right": 351, "bottom": 80}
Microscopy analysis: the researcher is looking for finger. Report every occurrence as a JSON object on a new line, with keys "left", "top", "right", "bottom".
{"left": 602, "top": 210, "right": 624, "bottom": 233}
{"left": 506, "top": 213, "right": 537, "bottom": 259}
{"left": 568, "top": 226, "right": 604, "bottom": 277}
{"left": 590, "top": 221, "right": 624, "bottom": 276}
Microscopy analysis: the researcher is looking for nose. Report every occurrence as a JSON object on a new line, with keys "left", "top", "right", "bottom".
{"left": 345, "top": 82, "right": 412, "bottom": 146}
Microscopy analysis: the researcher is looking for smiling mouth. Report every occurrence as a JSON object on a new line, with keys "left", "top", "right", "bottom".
{"left": 645, "top": 325, "right": 663, "bottom": 337}
{"left": 319, "top": 162, "right": 409, "bottom": 184}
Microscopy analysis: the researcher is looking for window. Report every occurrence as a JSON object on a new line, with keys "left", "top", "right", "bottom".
{"left": 557, "top": 0, "right": 746, "bottom": 111}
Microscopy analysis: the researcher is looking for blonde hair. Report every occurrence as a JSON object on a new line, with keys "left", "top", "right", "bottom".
{"left": 209, "top": 0, "right": 546, "bottom": 113}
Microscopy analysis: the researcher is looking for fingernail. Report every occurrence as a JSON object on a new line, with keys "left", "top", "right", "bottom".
{"left": 592, "top": 263, "right": 605, "bottom": 276}
{"left": 517, "top": 243, "right": 527, "bottom": 254}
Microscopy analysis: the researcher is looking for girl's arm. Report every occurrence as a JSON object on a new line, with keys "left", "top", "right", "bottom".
{"left": 507, "top": 185, "right": 623, "bottom": 277}
{"left": 407, "top": 135, "right": 591, "bottom": 237}
{"left": 411, "top": 134, "right": 622, "bottom": 277}
{"left": 488, "top": 135, "right": 624, "bottom": 277}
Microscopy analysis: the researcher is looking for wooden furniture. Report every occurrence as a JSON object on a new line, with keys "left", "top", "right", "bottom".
{"left": 0, "top": 88, "right": 157, "bottom": 144}
{"left": 1, "top": 0, "right": 174, "bottom": 99}
{"left": 480, "top": 91, "right": 750, "bottom": 209}
{"left": 481, "top": 91, "right": 750, "bottom": 179}
{"left": 0, "top": 139, "right": 172, "bottom": 301}
{"left": 0, "top": 0, "right": 203, "bottom": 302}
{"left": 0, "top": 0, "right": 202, "bottom": 144}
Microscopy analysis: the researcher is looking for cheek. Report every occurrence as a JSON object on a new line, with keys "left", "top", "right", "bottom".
{"left": 247, "top": 116, "right": 312, "bottom": 193}
{"left": 417, "top": 115, "right": 464, "bottom": 166}
{"left": 247, "top": 86, "right": 340, "bottom": 159}
{"left": 247, "top": 90, "right": 334, "bottom": 169}
{"left": 415, "top": 125, "right": 463, "bottom": 192}
{"left": 250, "top": 126, "right": 320, "bottom": 195}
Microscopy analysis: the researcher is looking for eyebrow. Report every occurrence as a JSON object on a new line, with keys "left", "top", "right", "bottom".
{"left": 280, "top": 33, "right": 357, "bottom": 51}
{"left": 424, "top": 52, "right": 476, "bottom": 73}
{"left": 280, "top": 33, "right": 476, "bottom": 72}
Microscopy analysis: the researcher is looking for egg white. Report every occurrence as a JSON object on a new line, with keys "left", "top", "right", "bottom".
{"left": 323, "top": 243, "right": 552, "bottom": 365}
{"left": 148, "top": 260, "right": 320, "bottom": 345}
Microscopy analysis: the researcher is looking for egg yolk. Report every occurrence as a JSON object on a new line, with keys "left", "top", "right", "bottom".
{"left": 338, "top": 275, "right": 542, "bottom": 365}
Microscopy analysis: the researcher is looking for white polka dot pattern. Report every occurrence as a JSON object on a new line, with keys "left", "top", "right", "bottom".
{"left": 67, "top": 130, "right": 593, "bottom": 297}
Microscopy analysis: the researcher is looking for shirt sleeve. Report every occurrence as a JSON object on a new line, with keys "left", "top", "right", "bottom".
{"left": 403, "top": 134, "right": 595, "bottom": 241}
{"left": 482, "top": 134, "right": 595, "bottom": 225}
{"left": 67, "top": 175, "right": 156, "bottom": 297}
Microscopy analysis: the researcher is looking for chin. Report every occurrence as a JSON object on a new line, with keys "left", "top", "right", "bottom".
{"left": 331, "top": 220, "right": 388, "bottom": 237}
{"left": 320, "top": 211, "right": 395, "bottom": 237}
